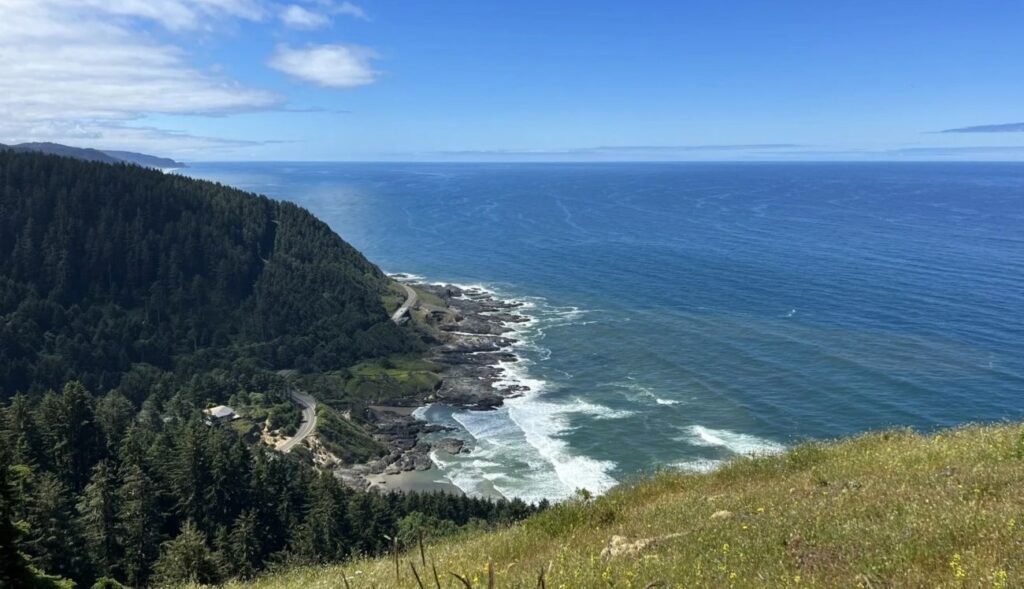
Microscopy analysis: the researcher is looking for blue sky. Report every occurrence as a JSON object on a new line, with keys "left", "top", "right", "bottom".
{"left": 3, "top": 0, "right": 1024, "bottom": 160}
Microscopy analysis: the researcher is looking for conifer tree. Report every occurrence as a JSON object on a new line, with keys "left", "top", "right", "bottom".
{"left": 292, "top": 473, "right": 349, "bottom": 562}
{"left": 34, "top": 391, "right": 64, "bottom": 473}
{"left": 0, "top": 444, "right": 36, "bottom": 587}
{"left": 24, "top": 472, "right": 89, "bottom": 584}
{"left": 207, "top": 433, "right": 252, "bottom": 526}
{"left": 77, "top": 461, "right": 119, "bottom": 579}
{"left": 4, "top": 394, "right": 42, "bottom": 467}
{"left": 172, "top": 421, "right": 213, "bottom": 528}
{"left": 94, "top": 392, "right": 135, "bottom": 458}
{"left": 116, "top": 462, "right": 162, "bottom": 587}
{"left": 228, "top": 510, "right": 262, "bottom": 580}
{"left": 61, "top": 382, "right": 102, "bottom": 490}
{"left": 152, "top": 520, "right": 219, "bottom": 586}
{"left": 35, "top": 383, "right": 101, "bottom": 491}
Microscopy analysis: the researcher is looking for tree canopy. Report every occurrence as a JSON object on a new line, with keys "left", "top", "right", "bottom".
{"left": 1, "top": 382, "right": 537, "bottom": 588}
{"left": 0, "top": 150, "right": 414, "bottom": 398}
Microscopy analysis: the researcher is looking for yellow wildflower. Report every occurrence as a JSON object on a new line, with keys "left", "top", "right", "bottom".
{"left": 949, "top": 553, "right": 966, "bottom": 580}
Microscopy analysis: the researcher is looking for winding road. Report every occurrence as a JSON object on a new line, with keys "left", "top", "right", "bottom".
{"left": 275, "top": 388, "right": 317, "bottom": 453}
{"left": 274, "top": 284, "right": 415, "bottom": 453}
{"left": 391, "top": 283, "right": 418, "bottom": 324}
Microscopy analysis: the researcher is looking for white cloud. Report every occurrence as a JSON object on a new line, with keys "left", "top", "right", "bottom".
{"left": 0, "top": 119, "right": 278, "bottom": 157}
{"left": 281, "top": 5, "right": 330, "bottom": 29}
{"left": 0, "top": 0, "right": 281, "bottom": 154}
{"left": 0, "top": 0, "right": 381, "bottom": 155}
{"left": 31, "top": 0, "right": 268, "bottom": 32}
{"left": 269, "top": 44, "right": 379, "bottom": 88}
{"left": 334, "top": 1, "right": 368, "bottom": 20}
{"left": 0, "top": 39, "right": 278, "bottom": 121}
{"left": 304, "top": 0, "right": 369, "bottom": 21}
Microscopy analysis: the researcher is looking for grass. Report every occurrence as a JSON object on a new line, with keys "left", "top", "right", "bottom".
{"left": 342, "top": 355, "right": 442, "bottom": 405}
{"left": 411, "top": 286, "right": 446, "bottom": 309}
{"left": 299, "top": 356, "right": 442, "bottom": 409}
{"left": 381, "top": 281, "right": 445, "bottom": 317}
{"left": 197, "top": 422, "right": 1024, "bottom": 588}
{"left": 296, "top": 355, "right": 439, "bottom": 462}
{"left": 382, "top": 281, "right": 410, "bottom": 315}
{"left": 314, "top": 404, "right": 387, "bottom": 463}
{"left": 403, "top": 285, "right": 453, "bottom": 338}
{"left": 284, "top": 343, "right": 440, "bottom": 470}
{"left": 228, "top": 418, "right": 258, "bottom": 439}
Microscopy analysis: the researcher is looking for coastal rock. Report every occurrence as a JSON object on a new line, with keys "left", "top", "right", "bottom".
{"left": 433, "top": 351, "right": 517, "bottom": 366}
{"left": 339, "top": 278, "right": 535, "bottom": 490}
{"left": 393, "top": 437, "right": 416, "bottom": 451}
{"left": 490, "top": 312, "right": 531, "bottom": 323}
{"left": 436, "top": 334, "right": 515, "bottom": 354}
{"left": 368, "top": 412, "right": 451, "bottom": 463}
{"left": 601, "top": 536, "right": 651, "bottom": 559}
{"left": 436, "top": 381, "right": 504, "bottom": 409}
{"left": 435, "top": 437, "right": 468, "bottom": 455}
{"left": 439, "top": 317, "right": 513, "bottom": 335}
{"left": 333, "top": 468, "right": 371, "bottom": 491}
{"left": 601, "top": 533, "right": 685, "bottom": 559}
{"left": 426, "top": 309, "right": 458, "bottom": 327}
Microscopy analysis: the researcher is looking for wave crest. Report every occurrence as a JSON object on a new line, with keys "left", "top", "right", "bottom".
{"left": 681, "top": 425, "right": 784, "bottom": 456}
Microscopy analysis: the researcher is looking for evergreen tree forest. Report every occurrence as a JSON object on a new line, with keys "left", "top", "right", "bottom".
{"left": 0, "top": 151, "right": 542, "bottom": 587}
{"left": 0, "top": 381, "right": 538, "bottom": 588}
{"left": 0, "top": 149, "right": 415, "bottom": 398}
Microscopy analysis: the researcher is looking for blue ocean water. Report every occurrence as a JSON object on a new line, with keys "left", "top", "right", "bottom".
{"left": 184, "top": 162, "right": 1024, "bottom": 501}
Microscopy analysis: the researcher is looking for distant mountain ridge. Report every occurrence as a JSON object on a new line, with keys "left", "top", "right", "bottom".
{"left": 0, "top": 141, "right": 186, "bottom": 168}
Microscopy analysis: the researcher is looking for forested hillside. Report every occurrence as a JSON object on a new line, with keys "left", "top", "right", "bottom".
{"left": 0, "top": 143, "right": 185, "bottom": 168}
{"left": 0, "top": 381, "right": 537, "bottom": 588}
{"left": 0, "top": 151, "right": 540, "bottom": 588}
{"left": 0, "top": 150, "right": 412, "bottom": 398}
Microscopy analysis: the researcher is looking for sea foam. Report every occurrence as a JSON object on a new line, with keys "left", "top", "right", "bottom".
{"left": 491, "top": 359, "right": 620, "bottom": 500}
{"left": 672, "top": 458, "right": 725, "bottom": 473}
{"left": 611, "top": 380, "right": 684, "bottom": 407}
{"left": 682, "top": 425, "right": 784, "bottom": 456}
{"left": 449, "top": 283, "right": 618, "bottom": 501}
{"left": 395, "top": 277, "right": 620, "bottom": 501}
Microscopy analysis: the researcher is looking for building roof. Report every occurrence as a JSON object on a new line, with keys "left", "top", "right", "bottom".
{"left": 203, "top": 405, "right": 236, "bottom": 419}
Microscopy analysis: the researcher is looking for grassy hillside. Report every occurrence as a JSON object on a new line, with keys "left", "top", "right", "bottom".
{"left": 314, "top": 404, "right": 388, "bottom": 463}
{"left": 210, "top": 422, "right": 1024, "bottom": 588}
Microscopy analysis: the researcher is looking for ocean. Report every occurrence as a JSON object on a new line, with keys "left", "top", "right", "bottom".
{"left": 184, "top": 162, "right": 1024, "bottom": 502}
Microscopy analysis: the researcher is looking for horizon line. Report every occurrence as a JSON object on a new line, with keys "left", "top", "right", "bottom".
{"left": 177, "top": 158, "right": 1024, "bottom": 164}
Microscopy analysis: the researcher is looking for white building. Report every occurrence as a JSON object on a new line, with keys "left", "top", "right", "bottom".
{"left": 203, "top": 405, "right": 238, "bottom": 425}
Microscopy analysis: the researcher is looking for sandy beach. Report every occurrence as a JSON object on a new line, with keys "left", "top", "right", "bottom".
{"left": 365, "top": 469, "right": 464, "bottom": 495}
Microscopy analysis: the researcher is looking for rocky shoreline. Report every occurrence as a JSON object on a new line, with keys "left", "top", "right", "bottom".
{"left": 334, "top": 280, "right": 533, "bottom": 492}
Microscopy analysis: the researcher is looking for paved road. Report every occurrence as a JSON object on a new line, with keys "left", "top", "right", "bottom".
{"left": 274, "top": 283, "right": 413, "bottom": 453}
{"left": 276, "top": 388, "right": 317, "bottom": 453}
{"left": 390, "top": 283, "right": 418, "bottom": 324}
